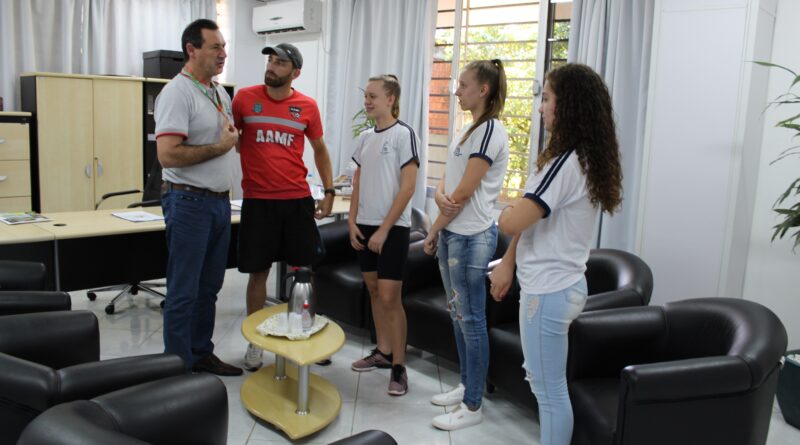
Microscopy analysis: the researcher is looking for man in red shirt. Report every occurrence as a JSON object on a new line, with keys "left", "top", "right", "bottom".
{"left": 232, "top": 43, "right": 334, "bottom": 370}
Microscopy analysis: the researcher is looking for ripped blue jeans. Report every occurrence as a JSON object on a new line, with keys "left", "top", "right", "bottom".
{"left": 437, "top": 225, "right": 497, "bottom": 409}
{"left": 519, "top": 277, "right": 588, "bottom": 445}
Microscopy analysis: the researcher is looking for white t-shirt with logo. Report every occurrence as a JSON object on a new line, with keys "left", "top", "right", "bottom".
{"left": 515, "top": 150, "right": 600, "bottom": 295}
{"left": 352, "top": 121, "right": 420, "bottom": 227}
{"left": 444, "top": 118, "right": 509, "bottom": 235}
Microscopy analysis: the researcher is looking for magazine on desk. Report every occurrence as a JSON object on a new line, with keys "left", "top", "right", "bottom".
{"left": 0, "top": 211, "right": 50, "bottom": 225}
{"left": 111, "top": 211, "right": 164, "bottom": 222}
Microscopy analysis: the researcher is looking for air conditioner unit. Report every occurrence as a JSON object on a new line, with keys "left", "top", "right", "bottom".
{"left": 252, "top": 0, "right": 322, "bottom": 35}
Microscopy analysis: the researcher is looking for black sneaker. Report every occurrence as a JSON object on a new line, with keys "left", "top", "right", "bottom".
{"left": 351, "top": 348, "right": 393, "bottom": 372}
{"left": 388, "top": 364, "right": 408, "bottom": 396}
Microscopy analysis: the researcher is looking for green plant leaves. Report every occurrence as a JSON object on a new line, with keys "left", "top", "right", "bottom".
{"left": 760, "top": 61, "right": 800, "bottom": 253}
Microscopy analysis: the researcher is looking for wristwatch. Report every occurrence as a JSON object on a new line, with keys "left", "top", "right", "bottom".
{"left": 324, "top": 188, "right": 336, "bottom": 197}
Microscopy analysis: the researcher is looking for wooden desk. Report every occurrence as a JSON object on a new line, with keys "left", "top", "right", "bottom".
{"left": 0, "top": 208, "right": 240, "bottom": 291}
{"left": 241, "top": 304, "right": 345, "bottom": 440}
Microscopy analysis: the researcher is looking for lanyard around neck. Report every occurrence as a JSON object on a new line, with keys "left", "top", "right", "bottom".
{"left": 181, "top": 68, "right": 229, "bottom": 117}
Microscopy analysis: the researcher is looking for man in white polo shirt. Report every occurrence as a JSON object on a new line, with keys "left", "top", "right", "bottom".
{"left": 154, "top": 18, "right": 241, "bottom": 376}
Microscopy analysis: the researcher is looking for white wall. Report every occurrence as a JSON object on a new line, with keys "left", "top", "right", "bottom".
{"left": 743, "top": 0, "right": 800, "bottom": 349}
{"left": 637, "top": 0, "right": 775, "bottom": 302}
{"left": 638, "top": 0, "right": 800, "bottom": 347}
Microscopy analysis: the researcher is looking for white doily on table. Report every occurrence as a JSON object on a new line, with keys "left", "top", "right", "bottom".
{"left": 256, "top": 313, "right": 329, "bottom": 340}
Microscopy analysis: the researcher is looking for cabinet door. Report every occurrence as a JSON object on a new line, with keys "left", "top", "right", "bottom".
{"left": 93, "top": 79, "right": 144, "bottom": 209}
{"left": 36, "top": 77, "right": 94, "bottom": 212}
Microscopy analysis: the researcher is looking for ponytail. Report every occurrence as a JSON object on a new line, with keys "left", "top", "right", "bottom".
{"left": 368, "top": 74, "right": 401, "bottom": 118}
{"left": 459, "top": 59, "right": 507, "bottom": 144}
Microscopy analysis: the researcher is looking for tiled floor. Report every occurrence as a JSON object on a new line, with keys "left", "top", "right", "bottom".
{"left": 75, "top": 269, "right": 800, "bottom": 444}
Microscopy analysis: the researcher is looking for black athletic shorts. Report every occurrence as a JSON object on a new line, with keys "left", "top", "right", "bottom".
{"left": 238, "top": 197, "right": 317, "bottom": 272}
{"left": 355, "top": 224, "right": 410, "bottom": 281}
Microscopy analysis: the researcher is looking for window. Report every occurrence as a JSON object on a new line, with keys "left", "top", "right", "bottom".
{"left": 427, "top": 0, "right": 571, "bottom": 200}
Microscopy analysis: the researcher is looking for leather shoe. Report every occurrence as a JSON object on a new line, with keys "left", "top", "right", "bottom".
{"left": 192, "top": 353, "right": 243, "bottom": 376}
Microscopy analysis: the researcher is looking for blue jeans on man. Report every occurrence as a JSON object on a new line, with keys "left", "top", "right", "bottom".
{"left": 161, "top": 189, "right": 230, "bottom": 371}
{"left": 437, "top": 224, "right": 498, "bottom": 409}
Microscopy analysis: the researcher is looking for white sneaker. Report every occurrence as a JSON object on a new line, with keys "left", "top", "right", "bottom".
{"left": 244, "top": 343, "right": 263, "bottom": 371}
{"left": 432, "top": 402, "right": 483, "bottom": 431}
{"left": 431, "top": 383, "right": 465, "bottom": 406}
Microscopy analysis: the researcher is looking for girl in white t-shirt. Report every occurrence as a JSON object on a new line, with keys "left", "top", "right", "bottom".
{"left": 348, "top": 75, "right": 419, "bottom": 397}
{"left": 423, "top": 60, "right": 509, "bottom": 431}
{"left": 490, "top": 64, "right": 623, "bottom": 445}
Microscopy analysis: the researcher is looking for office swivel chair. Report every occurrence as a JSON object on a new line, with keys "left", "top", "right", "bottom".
{"left": 87, "top": 161, "right": 166, "bottom": 314}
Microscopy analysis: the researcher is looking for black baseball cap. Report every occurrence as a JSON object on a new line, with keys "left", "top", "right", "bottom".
{"left": 262, "top": 43, "right": 303, "bottom": 69}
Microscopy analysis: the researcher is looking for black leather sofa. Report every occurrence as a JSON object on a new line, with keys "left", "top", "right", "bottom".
{"left": 314, "top": 208, "right": 429, "bottom": 330}
{"left": 486, "top": 248, "right": 654, "bottom": 409}
{"left": 402, "top": 232, "right": 509, "bottom": 362}
{"left": 567, "top": 298, "right": 787, "bottom": 445}
{"left": 0, "top": 310, "right": 185, "bottom": 444}
{"left": 18, "top": 373, "right": 228, "bottom": 445}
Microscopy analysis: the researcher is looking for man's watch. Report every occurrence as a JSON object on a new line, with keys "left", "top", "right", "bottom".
{"left": 324, "top": 188, "right": 336, "bottom": 197}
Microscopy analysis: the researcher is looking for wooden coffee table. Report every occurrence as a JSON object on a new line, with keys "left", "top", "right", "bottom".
{"left": 240, "top": 304, "right": 345, "bottom": 439}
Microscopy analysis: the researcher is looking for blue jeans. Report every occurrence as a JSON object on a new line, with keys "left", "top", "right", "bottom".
{"left": 437, "top": 225, "right": 497, "bottom": 409}
{"left": 161, "top": 190, "right": 231, "bottom": 371}
{"left": 519, "top": 277, "right": 588, "bottom": 445}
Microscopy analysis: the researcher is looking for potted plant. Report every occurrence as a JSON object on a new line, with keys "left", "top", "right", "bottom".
{"left": 758, "top": 61, "right": 800, "bottom": 429}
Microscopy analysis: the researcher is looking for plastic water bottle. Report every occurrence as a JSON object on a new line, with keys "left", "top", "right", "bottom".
{"left": 301, "top": 301, "right": 312, "bottom": 331}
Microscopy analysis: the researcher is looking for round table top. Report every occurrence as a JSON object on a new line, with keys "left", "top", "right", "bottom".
{"left": 241, "top": 304, "right": 345, "bottom": 366}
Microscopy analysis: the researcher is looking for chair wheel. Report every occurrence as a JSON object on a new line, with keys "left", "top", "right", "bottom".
{"left": 105, "top": 305, "right": 115, "bottom": 315}
{"left": 87, "top": 292, "right": 97, "bottom": 301}
{"left": 160, "top": 300, "right": 165, "bottom": 309}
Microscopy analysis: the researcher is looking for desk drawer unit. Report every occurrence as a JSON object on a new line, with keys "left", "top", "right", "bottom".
{"left": 0, "top": 121, "right": 31, "bottom": 212}
{"left": 0, "top": 122, "right": 31, "bottom": 160}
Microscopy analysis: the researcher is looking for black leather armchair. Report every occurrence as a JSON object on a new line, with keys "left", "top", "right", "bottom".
{"left": 329, "top": 430, "right": 398, "bottom": 445}
{"left": 567, "top": 298, "right": 787, "bottom": 445}
{"left": 314, "top": 208, "right": 429, "bottom": 330}
{"left": 0, "top": 291, "right": 71, "bottom": 316}
{"left": 18, "top": 373, "right": 227, "bottom": 445}
{"left": 486, "top": 248, "right": 654, "bottom": 409}
{"left": 0, "top": 310, "right": 185, "bottom": 444}
{"left": 0, "top": 260, "right": 71, "bottom": 316}
{"left": 0, "top": 260, "right": 46, "bottom": 290}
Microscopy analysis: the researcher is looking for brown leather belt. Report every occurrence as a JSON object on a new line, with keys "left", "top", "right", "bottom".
{"left": 162, "top": 181, "right": 229, "bottom": 198}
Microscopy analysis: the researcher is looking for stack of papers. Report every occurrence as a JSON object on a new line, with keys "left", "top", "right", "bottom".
{"left": 0, "top": 211, "right": 50, "bottom": 225}
{"left": 111, "top": 211, "right": 164, "bottom": 222}
{"left": 231, "top": 199, "right": 243, "bottom": 210}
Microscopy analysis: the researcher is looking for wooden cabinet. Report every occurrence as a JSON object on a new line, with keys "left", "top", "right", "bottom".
{"left": 0, "top": 113, "right": 33, "bottom": 212}
{"left": 21, "top": 73, "right": 143, "bottom": 212}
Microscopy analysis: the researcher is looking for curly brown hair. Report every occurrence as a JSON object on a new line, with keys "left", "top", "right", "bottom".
{"left": 536, "top": 63, "right": 622, "bottom": 214}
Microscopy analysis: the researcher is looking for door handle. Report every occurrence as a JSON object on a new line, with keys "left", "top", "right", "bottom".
{"left": 96, "top": 158, "right": 104, "bottom": 177}
{"left": 0, "top": 175, "right": 7, "bottom": 182}
{"left": 85, "top": 164, "right": 92, "bottom": 178}
{"left": 0, "top": 138, "right": 6, "bottom": 144}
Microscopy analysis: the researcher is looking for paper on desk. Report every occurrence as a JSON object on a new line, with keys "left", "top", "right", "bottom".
{"left": 231, "top": 199, "right": 243, "bottom": 210}
{"left": 111, "top": 211, "right": 164, "bottom": 222}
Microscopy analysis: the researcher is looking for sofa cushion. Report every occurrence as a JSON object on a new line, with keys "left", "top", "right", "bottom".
{"left": 403, "top": 287, "right": 457, "bottom": 362}
{"left": 315, "top": 262, "right": 366, "bottom": 328}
